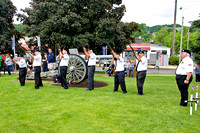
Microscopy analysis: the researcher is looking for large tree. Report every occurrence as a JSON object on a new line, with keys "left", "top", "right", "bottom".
{"left": 190, "top": 19, "right": 200, "bottom": 64}
{"left": 17, "top": 0, "right": 139, "bottom": 54}
{"left": 0, "top": 0, "right": 20, "bottom": 53}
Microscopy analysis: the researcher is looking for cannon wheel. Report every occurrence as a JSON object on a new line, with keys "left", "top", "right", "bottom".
{"left": 66, "top": 54, "right": 88, "bottom": 84}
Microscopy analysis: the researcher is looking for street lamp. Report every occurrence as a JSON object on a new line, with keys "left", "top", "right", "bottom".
{"left": 179, "top": 7, "right": 184, "bottom": 63}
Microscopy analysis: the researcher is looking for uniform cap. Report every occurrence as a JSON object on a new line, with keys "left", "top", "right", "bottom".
{"left": 18, "top": 54, "right": 24, "bottom": 57}
{"left": 35, "top": 49, "right": 40, "bottom": 52}
{"left": 138, "top": 50, "right": 144, "bottom": 54}
{"left": 182, "top": 49, "right": 191, "bottom": 55}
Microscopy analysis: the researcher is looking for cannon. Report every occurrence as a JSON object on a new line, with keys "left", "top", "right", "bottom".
{"left": 26, "top": 49, "right": 88, "bottom": 84}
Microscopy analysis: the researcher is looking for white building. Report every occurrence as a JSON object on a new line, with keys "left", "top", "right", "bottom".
{"left": 124, "top": 43, "right": 171, "bottom": 66}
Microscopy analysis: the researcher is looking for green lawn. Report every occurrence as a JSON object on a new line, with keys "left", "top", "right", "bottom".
{"left": 0, "top": 74, "right": 199, "bottom": 132}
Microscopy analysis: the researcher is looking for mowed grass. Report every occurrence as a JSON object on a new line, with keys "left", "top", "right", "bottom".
{"left": 0, "top": 73, "right": 199, "bottom": 133}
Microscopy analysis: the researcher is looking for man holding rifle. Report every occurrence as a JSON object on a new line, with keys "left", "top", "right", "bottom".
{"left": 56, "top": 43, "right": 69, "bottom": 90}
{"left": 110, "top": 47, "right": 127, "bottom": 94}
{"left": 133, "top": 50, "right": 147, "bottom": 95}
{"left": 26, "top": 49, "right": 43, "bottom": 89}
{"left": 82, "top": 45, "right": 96, "bottom": 91}
{"left": 12, "top": 54, "right": 27, "bottom": 86}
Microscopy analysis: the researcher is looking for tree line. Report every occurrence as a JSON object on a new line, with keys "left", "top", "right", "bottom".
{"left": 1, "top": 0, "right": 200, "bottom": 63}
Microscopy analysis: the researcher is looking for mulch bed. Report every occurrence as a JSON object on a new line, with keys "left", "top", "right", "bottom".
{"left": 14, "top": 79, "right": 108, "bottom": 88}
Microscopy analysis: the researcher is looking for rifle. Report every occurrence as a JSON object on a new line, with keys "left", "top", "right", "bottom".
{"left": 80, "top": 43, "right": 87, "bottom": 52}
{"left": 107, "top": 44, "right": 115, "bottom": 55}
{"left": 127, "top": 43, "right": 136, "bottom": 56}
{"left": 80, "top": 43, "right": 85, "bottom": 48}
{"left": 55, "top": 42, "right": 61, "bottom": 52}
{"left": 20, "top": 45, "right": 28, "bottom": 52}
{"left": 18, "top": 44, "right": 35, "bottom": 60}
{"left": 81, "top": 43, "right": 88, "bottom": 55}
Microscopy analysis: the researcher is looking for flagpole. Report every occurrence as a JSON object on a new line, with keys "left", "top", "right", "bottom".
{"left": 190, "top": 94, "right": 193, "bottom": 115}
{"left": 195, "top": 83, "right": 199, "bottom": 111}
{"left": 195, "top": 91, "right": 198, "bottom": 111}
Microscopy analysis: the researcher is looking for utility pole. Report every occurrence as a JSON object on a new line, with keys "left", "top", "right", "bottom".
{"left": 187, "top": 28, "right": 189, "bottom": 49}
{"left": 187, "top": 21, "right": 193, "bottom": 49}
{"left": 172, "top": 0, "right": 177, "bottom": 56}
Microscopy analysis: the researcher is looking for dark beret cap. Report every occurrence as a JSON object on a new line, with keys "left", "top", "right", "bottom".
{"left": 138, "top": 50, "right": 144, "bottom": 54}
{"left": 182, "top": 49, "right": 191, "bottom": 55}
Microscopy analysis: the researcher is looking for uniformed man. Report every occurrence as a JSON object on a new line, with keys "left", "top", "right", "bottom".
{"left": 83, "top": 47, "right": 96, "bottom": 91}
{"left": 12, "top": 54, "right": 27, "bottom": 86}
{"left": 58, "top": 49, "right": 69, "bottom": 89}
{"left": 26, "top": 49, "right": 43, "bottom": 89}
{"left": 176, "top": 50, "right": 193, "bottom": 107}
{"left": 111, "top": 52, "right": 127, "bottom": 94}
{"left": 133, "top": 50, "right": 147, "bottom": 95}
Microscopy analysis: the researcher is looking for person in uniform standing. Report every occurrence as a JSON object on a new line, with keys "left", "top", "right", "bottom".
{"left": 110, "top": 51, "right": 127, "bottom": 94}
{"left": 12, "top": 54, "right": 27, "bottom": 86}
{"left": 133, "top": 51, "right": 147, "bottom": 95}
{"left": 176, "top": 50, "right": 193, "bottom": 107}
{"left": 26, "top": 49, "right": 43, "bottom": 89}
{"left": 58, "top": 49, "right": 69, "bottom": 89}
{"left": 83, "top": 47, "right": 96, "bottom": 91}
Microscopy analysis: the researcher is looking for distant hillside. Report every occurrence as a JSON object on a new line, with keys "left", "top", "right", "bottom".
{"left": 14, "top": 24, "right": 24, "bottom": 32}
{"left": 146, "top": 24, "right": 182, "bottom": 32}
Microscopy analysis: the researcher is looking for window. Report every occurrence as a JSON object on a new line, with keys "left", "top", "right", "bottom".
{"left": 162, "top": 50, "right": 167, "bottom": 54}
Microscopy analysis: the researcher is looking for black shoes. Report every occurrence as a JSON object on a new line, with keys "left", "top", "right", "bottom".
{"left": 113, "top": 90, "right": 127, "bottom": 94}
{"left": 86, "top": 89, "right": 92, "bottom": 91}
{"left": 180, "top": 103, "right": 187, "bottom": 107}
{"left": 35, "top": 87, "right": 39, "bottom": 89}
{"left": 137, "top": 93, "right": 143, "bottom": 95}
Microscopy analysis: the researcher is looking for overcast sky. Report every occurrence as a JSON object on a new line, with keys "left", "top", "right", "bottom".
{"left": 12, "top": 0, "right": 200, "bottom": 26}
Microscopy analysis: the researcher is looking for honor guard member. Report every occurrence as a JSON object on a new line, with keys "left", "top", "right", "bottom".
{"left": 133, "top": 50, "right": 147, "bottom": 95}
{"left": 58, "top": 50, "right": 69, "bottom": 89}
{"left": 83, "top": 47, "right": 96, "bottom": 91}
{"left": 176, "top": 50, "right": 193, "bottom": 107}
{"left": 12, "top": 54, "right": 27, "bottom": 86}
{"left": 111, "top": 52, "right": 127, "bottom": 94}
{"left": 26, "top": 49, "right": 43, "bottom": 89}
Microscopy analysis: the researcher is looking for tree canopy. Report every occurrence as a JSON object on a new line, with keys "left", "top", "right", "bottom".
{"left": 190, "top": 19, "right": 200, "bottom": 64}
{"left": 17, "top": 0, "right": 139, "bottom": 54}
{"left": 0, "top": 0, "right": 21, "bottom": 53}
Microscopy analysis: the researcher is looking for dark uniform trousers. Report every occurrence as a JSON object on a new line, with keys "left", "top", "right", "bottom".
{"left": 60, "top": 66, "right": 68, "bottom": 89}
{"left": 19, "top": 67, "right": 27, "bottom": 86}
{"left": 88, "top": 66, "right": 95, "bottom": 90}
{"left": 196, "top": 74, "right": 200, "bottom": 82}
{"left": 34, "top": 66, "right": 43, "bottom": 89}
{"left": 114, "top": 71, "right": 127, "bottom": 93}
{"left": 176, "top": 75, "right": 193, "bottom": 106}
{"left": 136, "top": 70, "right": 146, "bottom": 95}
